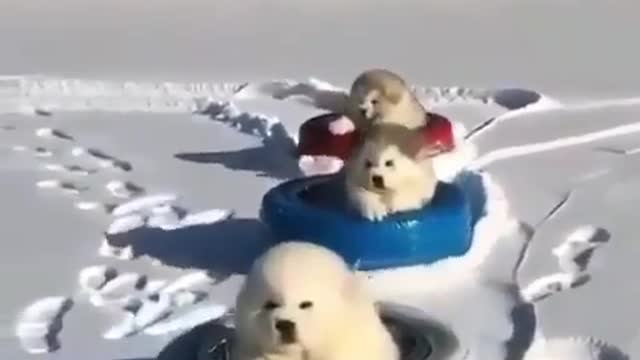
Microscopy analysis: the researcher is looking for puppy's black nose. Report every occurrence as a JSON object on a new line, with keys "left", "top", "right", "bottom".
{"left": 371, "top": 175, "right": 385, "bottom": 189}
{"left": 359, "top": 108, "right": 368, "bottom": 117}
{"left": 275, "top": 319, "right": 296, "bottom": 343}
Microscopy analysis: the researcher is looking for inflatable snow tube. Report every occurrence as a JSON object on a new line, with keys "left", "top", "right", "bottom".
{"left": 171, "top": 304, "right": 460, "bottom": 360}
{"left": 297, "top": 112, "right": 455, "bottom": 161}
{"left": 259, "top": 174, "right": 472, "bottom": 270}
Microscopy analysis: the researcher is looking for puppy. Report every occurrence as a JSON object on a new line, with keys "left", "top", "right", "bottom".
{"left": 345, "top": 69, "right": 428, "bottom": 132}
{"left": 233, "top": 242, "right": 399, "bottom": 360}
{"left": 345, "top": 123, "right": 438, "bottom": 221}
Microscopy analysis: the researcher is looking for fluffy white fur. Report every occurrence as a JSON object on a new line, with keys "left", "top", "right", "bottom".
{"left": 344, "top": 69, "right": 428, "bottom": 131}
{"left": 345, "top": 124, "right": 438, "bottom": 221}
{"left": 233, "top": 242, "right": 399, "bottom": 360}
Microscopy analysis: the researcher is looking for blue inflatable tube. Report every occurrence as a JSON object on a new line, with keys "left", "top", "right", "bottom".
{"left": 260, "top": 174, "right": 473, "bottom": 270}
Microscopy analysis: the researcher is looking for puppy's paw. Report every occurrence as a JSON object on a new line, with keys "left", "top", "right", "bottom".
{"left": 388, "top": 191, "right": 429, "bottom": 214}
{"left": 361, "top": 202, "right": 389, "bottom": 221}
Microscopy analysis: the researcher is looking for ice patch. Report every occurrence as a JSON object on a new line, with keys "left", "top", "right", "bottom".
{"left": 143, "top": 304, "right": 228, "bottom": 336}
{"left": 106, "top": 214, "right": 147, "bottom": 235}
{"left": 111, "top": 194, "right": 178, "bottom": 217}
{"left": 178, "top": 209, "right": 234, "bottom": 227}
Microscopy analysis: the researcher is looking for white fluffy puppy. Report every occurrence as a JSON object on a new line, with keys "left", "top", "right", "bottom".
{"left": 345, "top": 123, "right": 438, "bottom": 221}
{"left": 233, "top": 242, "right": 399, "bottom": 360}
{"left": 345, "top": 69, "right": 428, "bottom": 131}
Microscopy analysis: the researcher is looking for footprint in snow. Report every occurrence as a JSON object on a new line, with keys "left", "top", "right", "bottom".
{"left": 78, "top": 265, "right": 169, "bottom": 307}
{"left": 42, "top": 163, "right": 98, "bottom": 176}
{"left": 12, "top": 145, "right": 56, "bottom": 158}
{"left": 71, "top": 146, "right": 132, "bottom": 172}
{"left": 97, "top": 270, "right": 224, "bottom": 339}
{"left": 88, "top": 272, "right": 148, "bottom": 307}
{"left": 35, "top": 127, "right": 75, "bottom": 141}
{"left": 522, "top": 225, "right": 610, "bottom": 303}
{"left": 36, "top": 179, "right": 89, "bottom": 195}
{"left": 105, "top": 180, "right": 146, "bottom": 199}
{"left": 553, "top": 225, "right": 610, "bottom": 274}
{"left": 96, "top": 196, "right": 233, "bottom": 262}
{"left": 74, "top": 200, "right": 118, "bottom": 214}
{"left": 77, "top": 265, "right": 119, "bottom": 292}
{"left": 78, "top": 265, "right": 226, "bottom": 339}
{"left": 521, "top": 272, "right": 591, "bottom": 303}
{"left": 15, "top": 296, "right": 74, "bottom": 354}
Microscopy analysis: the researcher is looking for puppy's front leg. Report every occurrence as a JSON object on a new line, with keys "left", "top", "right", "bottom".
{"left": 349, "top": 187, "right": 388, "bottom": 221}
{"left": 387, "top": 187, "right": 430, "bottom": 214}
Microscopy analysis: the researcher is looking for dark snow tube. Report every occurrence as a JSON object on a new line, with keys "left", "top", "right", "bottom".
{"left": 259, "top": 174, "right": 473, "bottom": 270}
{"left": 170, "top": 304, "right": 461, "bottom": 360}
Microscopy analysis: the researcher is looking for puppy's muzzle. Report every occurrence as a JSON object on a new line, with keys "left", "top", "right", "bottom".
{"left": 275, "top": 319, "right": 297, "bottom": 344}
{"left": 371, "top": 175, "right": 385, "bottom": 190}
{"left": 359, "top": 104, "right": 372, "bottom": 119}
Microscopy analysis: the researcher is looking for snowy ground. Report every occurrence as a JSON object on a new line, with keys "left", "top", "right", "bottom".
{"left": 1, "top": 1, "right": 640, "bottom": 359}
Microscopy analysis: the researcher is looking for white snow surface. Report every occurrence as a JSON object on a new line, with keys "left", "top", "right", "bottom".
{"left": 2, "top": 1, "right": 640, "bottom": 359}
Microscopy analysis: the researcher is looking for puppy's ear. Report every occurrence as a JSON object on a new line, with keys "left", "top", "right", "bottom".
{"left": 341, "top": 272, "right": 370, "bottom": 302}
{"left": 414, "top": 144, "right": 443, "bottom": 161}
{"left": 383, "top": 83, "right": 404, "bottom": 105}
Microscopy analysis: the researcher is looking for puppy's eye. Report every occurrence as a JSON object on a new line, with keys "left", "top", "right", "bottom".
{"left": 263, "top": 301, "right": 280, "bottom": 311}
{"left": 299, "top": 301, "right": 313, "bottom": 310}
{"left": 365, "top": 160, "right": 373, "bottom": 168}
{"left": 370, "top": 99, "right": 379, "bottom": 105}
{"left": 385, "top": 160, "right": 394, "bottom": 167}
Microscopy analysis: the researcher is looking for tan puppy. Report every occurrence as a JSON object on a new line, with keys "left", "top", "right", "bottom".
{"left": 345, "top": 123, "right": 438, "bottom": 221}
{"left": 233, "top": 242, "right": 399, "bottom": 360}
{"left": 345, "top": 69, "right": 428, "bottom": 132}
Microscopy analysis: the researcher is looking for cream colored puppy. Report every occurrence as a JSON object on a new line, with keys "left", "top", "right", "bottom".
{"left": 345, "top": 69, "right": 428, "bottom": 131}
{"left": 233, "top": 242, "right": 399, "bottom": 360}
{"left": 345, "top": 123, "right": 438, "bottom": 221}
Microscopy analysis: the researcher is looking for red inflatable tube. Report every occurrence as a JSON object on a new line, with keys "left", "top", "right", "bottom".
{"left": 297, "top": 112, "right": 455, "bottom": 160}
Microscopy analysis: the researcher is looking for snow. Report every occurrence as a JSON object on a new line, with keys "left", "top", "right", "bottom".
{"left": 1, "top": 1, "right": 640, "bottom": 359}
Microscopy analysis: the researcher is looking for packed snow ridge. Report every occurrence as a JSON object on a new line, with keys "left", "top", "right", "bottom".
{"left": 0, "top": 75, "right": 537, "bottom": 115}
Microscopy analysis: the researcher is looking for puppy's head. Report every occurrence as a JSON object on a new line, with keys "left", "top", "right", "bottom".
{"left": 349, "top": 124, "right": 432, "bottom": 192}
{"left": 235, "top": 242, "right": 367, "bottom": 356}
{"left": 348, "top": 69, "right": 411, "bottom": 124}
